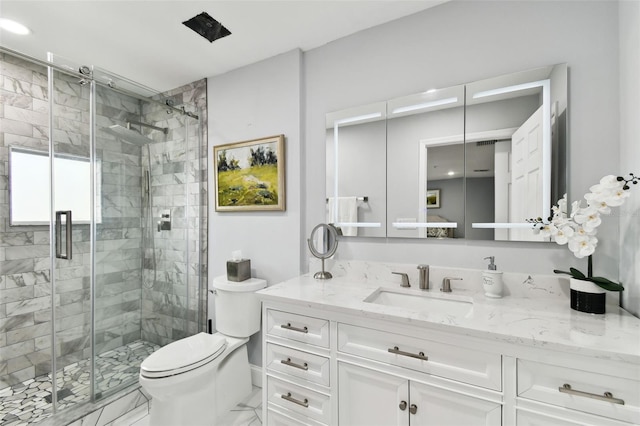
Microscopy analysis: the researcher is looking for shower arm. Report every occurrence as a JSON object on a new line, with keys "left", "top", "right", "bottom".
{"left": 127, "top": 120, "right": 169, "bottom": 135}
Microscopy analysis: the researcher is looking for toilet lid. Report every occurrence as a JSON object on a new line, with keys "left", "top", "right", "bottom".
{"left": 140, "top": 333, "right": 227, "bottom": 378}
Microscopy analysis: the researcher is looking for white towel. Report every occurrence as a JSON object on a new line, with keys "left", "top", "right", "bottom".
{"left": 327, "top": 197, "right": 358, "bottom": 236}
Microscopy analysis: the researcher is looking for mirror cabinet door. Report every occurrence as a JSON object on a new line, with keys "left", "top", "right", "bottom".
{"left": 326, "top": 102, "right": 387, "bottom": 237}
{"left": 386, "top": 86, "right": 465, "bottom": 238}
{"left": 465, "top": 64, "right": 568, "bottom": 241}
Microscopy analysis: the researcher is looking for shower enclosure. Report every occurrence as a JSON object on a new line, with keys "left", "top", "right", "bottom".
{"left": 0, "top": 48, "right": 207, "bottom": 424}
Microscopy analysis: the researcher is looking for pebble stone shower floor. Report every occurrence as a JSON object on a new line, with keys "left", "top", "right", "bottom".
{"left": 0, "top": 340, "right": 159, "bottom": 426}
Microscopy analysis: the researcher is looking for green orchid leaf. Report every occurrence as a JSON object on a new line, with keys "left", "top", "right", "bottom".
{"left": 553, "top": 269, "right": 573, "bottom": 276}
{"left": 589, "top": 276, "right": 625, "bottom": 292}
{"left": 569, "top": 268, "right": 586, "bottom": 279}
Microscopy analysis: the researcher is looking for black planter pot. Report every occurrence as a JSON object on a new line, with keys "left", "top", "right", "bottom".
{"left": 570, "top": 278, "right": 606, "bottom": 314}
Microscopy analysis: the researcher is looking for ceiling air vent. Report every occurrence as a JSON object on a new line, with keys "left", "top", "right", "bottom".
{"left": 182, "top": 12, "right": 231, "bottom": 43}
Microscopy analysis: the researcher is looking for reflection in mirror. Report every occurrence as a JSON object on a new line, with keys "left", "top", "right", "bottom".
{"left": 386, "top": 85, "right": 465, "bottom": 238}
{"left": 465, "top": 64, "right": 567, "bottom": 241}
{"left": 326, "top": 102, "right": 386, "bottom": 237}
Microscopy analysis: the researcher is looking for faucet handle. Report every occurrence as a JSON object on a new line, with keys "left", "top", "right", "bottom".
{"left": 441, "top": 277, "right": 462, "bottom": 293}
{"left": 392, "top": 272, "right": 411, "bottom": 288}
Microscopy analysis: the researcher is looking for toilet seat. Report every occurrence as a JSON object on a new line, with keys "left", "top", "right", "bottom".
{"left": 140, "top": 333, "right": 227, "bottom": 379}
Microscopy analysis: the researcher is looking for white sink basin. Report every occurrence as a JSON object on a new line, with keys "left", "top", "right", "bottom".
{"left": 364, "top": 288, "right": 473, "bottom": 317}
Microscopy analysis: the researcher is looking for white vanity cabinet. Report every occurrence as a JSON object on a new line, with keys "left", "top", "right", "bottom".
{"left": 338, "top": 362, "right": 502, "bottom": 426}
{"left": 259, "top": 278, "right": 640, "bottom": 426}
{"left": 261, "top": 303, "right": 503, "bottom": 426}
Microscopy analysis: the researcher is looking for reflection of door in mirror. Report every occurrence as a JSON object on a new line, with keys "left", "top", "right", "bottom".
{"left": 326, "top": 103, "right": 387, "bottom": 237}
{"left": 466, "top": 63, "right": 567, "bottom": 242}
{"left": 387, "top": 86, "right": 465, "bottom": 239}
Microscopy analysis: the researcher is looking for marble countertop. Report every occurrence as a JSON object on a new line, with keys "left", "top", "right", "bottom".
{"left": 257, "top": 274, "right": 640, "bottom": 364}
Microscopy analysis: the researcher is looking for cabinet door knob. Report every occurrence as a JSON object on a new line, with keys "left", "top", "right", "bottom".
{"left": 399, "top": 400, "right": 407, "bottom": 411}
{"left": 409, "top": 404, "right": 418, "bottom": 414}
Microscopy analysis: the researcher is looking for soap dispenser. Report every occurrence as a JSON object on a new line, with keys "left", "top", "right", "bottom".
{"left": 482, "top": 256, "right": 503, "bottom": 298}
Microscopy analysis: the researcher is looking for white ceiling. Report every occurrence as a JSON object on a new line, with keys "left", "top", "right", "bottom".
{"left": 0, "top": 0, "right": 447, "bottom": 93}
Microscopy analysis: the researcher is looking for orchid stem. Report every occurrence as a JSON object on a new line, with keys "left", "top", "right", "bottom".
{"left": 588, "top": 255, "right": 593, "bottom": 278}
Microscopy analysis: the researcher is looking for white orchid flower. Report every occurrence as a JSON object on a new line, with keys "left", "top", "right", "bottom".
{"left": 568, "top": 234, "right": 598, "bottom": 258}
{"left": 601, "top": 186, "right": 630, "bottom": 207}
{"left": 534, "top": 174, "right": 635, "bottom": 262}
{"left": 538, "top": 222, "right": 557, "bottom": 238}
{"left": 573, "top": 206, "right": 601, "bottom": 232}
{"left": 589, "top": 175, "right": 621, "bottom": 192}
{"left": 554, "top": 225, "right": 574, "bottom": 245}
{"left": 584, "top": 192, "right": 612, "bottom": 214}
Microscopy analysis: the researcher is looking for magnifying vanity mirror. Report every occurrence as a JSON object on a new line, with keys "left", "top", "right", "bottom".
{"left": 325, "top": 63, "right": 568, "bottom": 242}
{"left": 308, "top": 223, "right": 339, "bottom": 279}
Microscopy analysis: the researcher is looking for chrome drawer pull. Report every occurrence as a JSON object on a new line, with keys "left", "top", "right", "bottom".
{"left": 388, "top": 346, "right": 428, "bottom": 361}
{"left": 282, "top": 323, "right": 308, "bottom": 333}
{"left": 281, "top": 358, "right": 309, "bottom": 371}
{"left": 409, "top": 404, "right": 418, "bottom": 415}
{"left": 282, "top": 392, "right": 309, "bottom": 408}
{"left": 559, "top": 384, "right": 625, "bottom": 405}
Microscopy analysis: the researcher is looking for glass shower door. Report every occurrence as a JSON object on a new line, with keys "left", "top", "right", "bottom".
{"left": 49, "top": 63, "right": 93, "bottom": 411}
{"left": 92, "top": 80, "right": 152, "bottom": 398}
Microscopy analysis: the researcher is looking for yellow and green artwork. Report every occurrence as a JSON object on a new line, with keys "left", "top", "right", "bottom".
{"left": 214, "top": 135, "right": 285, "bottom": 211}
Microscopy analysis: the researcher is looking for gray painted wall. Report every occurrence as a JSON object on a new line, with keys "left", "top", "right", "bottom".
{"left": 207, "top": 49, "right": 302, "bottom": 365}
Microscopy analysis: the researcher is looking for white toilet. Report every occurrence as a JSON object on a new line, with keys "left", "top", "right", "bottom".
{"left": 139, "top": 276, "right": 267, "bottom": 426}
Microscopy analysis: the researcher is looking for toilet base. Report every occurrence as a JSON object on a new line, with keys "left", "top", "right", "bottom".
{"left": 145, "top": 338, "right": 252, "bottom": 426}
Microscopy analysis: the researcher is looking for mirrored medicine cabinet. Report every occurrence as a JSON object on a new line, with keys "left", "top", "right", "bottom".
{"left": 326, "top": 63, "right": 568, "bottom": 242}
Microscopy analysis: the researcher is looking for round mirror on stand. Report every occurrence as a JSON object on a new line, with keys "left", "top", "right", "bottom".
{"left": 308, "top": 223, "right": 339, "bottom": 279}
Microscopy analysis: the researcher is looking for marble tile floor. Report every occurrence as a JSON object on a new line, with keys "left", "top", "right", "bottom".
{"left": 0, "top": 340, "right": 159, "bottom": 426}
{"left": 125, "top": 386, "right": 263, "bottom": 426}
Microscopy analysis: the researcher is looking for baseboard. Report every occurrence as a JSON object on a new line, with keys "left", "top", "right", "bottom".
{"left": 250, "top": 364, "right": 262, "bottom": 388}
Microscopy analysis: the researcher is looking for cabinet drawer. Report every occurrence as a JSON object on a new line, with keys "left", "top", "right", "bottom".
{"left": 267, "top": 406, "right": 328, "bottom": 426}
{"left": 517, "top": 359, "right": 640, "bottom": 424}
{"left": 338, "top": 323, "right": 501, "bottom": 390}
{"left": 516, "top": 409, "right": 589, "bottom": 426}
{"left": 266, "top": 343, "right": 330, "bottom": 387}
{"left": 266, "top": 310, "right": 330, "bottom": 348}
{"left": 267, "top": 376, "right": 331, "bottom": 424}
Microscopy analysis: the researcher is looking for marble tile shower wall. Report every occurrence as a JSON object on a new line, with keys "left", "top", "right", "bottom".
{"left": 0, "top": 53, "right": 147, "bottom": 389}
{"left": 140, "top": 79, "right": 208, "bottom": 346}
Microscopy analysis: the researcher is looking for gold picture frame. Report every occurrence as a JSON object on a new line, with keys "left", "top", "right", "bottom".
{"left": 214, "top": 135, "right": 285, "bottom": 211}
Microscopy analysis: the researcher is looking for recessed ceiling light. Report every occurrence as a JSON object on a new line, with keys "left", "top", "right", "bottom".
{"left": 447, "top": 171, "right": 455, "bottom": 176}
{"left": 0, "top": 18, "right": 30, "bottom": 35}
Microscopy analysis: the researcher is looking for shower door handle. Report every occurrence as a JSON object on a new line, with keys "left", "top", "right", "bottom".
{"left": 55, "top": 210, "right": 72, "bottom": 260}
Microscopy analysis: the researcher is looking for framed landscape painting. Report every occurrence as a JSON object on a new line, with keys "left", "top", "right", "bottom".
{"left": 426, "top": 189, "right": 440, "bottom": 209}
{"left": 214, "top": 135, "right": 285, "bottom": 211}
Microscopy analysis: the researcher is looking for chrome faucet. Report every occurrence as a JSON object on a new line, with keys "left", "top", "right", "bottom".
{"left": 441, "top": 277, "right": 462, "bottom": 293}
{"left": 392, "top": 272, "right": 411, "bottom": 288}
{"left": 417, "top": 264, "right": 429, "bottom": 290}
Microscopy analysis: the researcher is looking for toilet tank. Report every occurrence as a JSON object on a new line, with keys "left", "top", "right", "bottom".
{"left": 213, "top": 276, "right": 267, "bottom": 338}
